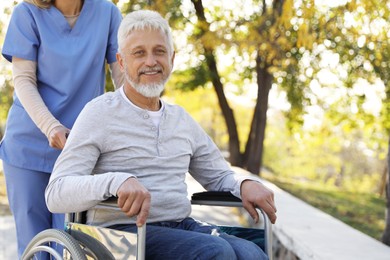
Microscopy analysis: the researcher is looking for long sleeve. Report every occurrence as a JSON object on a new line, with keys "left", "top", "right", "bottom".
{"left": 45, "top": 90, "right": 259, "bottom": 226}
{"left": 45, "top": 98, "right": 133, "bottom": 213}
{"left": 12, "top": 58, "right": 62, "bottom": 138}
{"left": 186, "top": 116, "right": 260, "bottom": 198}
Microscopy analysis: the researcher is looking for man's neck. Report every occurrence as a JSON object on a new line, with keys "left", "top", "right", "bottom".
{"left": 123, "top": 86, "right": 161, "bottom": 111}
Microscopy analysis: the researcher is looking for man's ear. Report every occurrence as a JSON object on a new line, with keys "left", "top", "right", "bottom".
{"left": 171, "top": 51, "right": 175, "bottom": 67}
{"left": 116, "top": 53, "right": 124, "bottom": 71}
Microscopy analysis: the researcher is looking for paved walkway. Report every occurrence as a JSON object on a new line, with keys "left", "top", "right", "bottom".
{"left": 266, "top": 179, "right": 390, "bottom": 260}
{"left": 0, "top": 215, "right": 17, "bottom": 260}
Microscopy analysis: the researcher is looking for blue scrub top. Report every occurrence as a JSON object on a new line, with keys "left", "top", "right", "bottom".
{"left": 0, "top": 0, "right": 122, "bottom": 173}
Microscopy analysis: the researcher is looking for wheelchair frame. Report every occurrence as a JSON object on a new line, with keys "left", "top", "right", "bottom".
{"left": 22, "top": 191, "right": 273, "bottom": 260}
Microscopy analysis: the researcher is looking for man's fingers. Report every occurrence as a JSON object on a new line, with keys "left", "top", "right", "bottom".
{"left": 116, "top": 178, "right": 150, "bottom": 225}
{"left": 244, "top": 200, "right": 277, "bottom": 224}
{"left": 118, "top": 190, "right": 151, "bottom": 223}
{"left": 136, "top": 197, "right": 150, "bottom": 227}
{"left": 243, "top": 202, "right": 259, "bottom": 223}
{"left": 264, "top": 203, "right": 277, "bottom": 224}
{"left": 266, "top": 211, "right": 277, "bottom": 224}
{"left": 117, "top": 196, "right": 125, "bottom": 208}
{"left": 119, "top": 192, "right": 143, "bottom": 217}
{"left": 268, "top": 199, "right": 277, "bottom": 213}
{"left": 119, "top": 195, "right": 135, "bottom": 214}
{"left": 240, "top": 180, "right": 277, "bottom": 224}
{"left": 126, "top": 195, "right": 148, "bottom": 218}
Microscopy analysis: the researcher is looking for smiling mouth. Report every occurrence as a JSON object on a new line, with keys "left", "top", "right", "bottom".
{"left": 141, "top": 71, "right": 160, "bottom": 76}
{"left": 139, "top": 68, "right": 162, "bottom": 76}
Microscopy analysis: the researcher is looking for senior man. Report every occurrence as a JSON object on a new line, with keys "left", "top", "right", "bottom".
{"left": 46, "top": 10, "right": 276, "bottom": 260}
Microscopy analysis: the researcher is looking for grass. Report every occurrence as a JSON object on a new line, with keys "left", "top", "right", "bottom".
{"left": 264, "top": 175, "right": 387, "bottom": 242}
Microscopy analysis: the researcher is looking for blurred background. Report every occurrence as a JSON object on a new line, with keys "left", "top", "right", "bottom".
{"left": 1, "top": 0, "right": 389, "bottom": 246}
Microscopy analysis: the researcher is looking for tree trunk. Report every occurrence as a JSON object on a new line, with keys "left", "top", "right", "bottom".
{"left": 382, "top": 136, "right": 390, "bottom": 245}
{"left": 191, "top": 0, "right": 243, "bottom": 166}
{"left": 379, "top": 164, "right": 388, "bottom": 197}
{"left": 204, "top": 52, "right": 242, "bottom": 166}
{"left": 244, "top": 54, "right": 273, "bottom": 175}
{"left": 191, "top": 0, "right": 277, "bottom": 172}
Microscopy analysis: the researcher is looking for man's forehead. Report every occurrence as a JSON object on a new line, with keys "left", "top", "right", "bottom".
{"left": 126, "top": 29, "right": 166, "bottom": 41}
{"left": 124, "top": 29, "right": 168, "bottom": 49}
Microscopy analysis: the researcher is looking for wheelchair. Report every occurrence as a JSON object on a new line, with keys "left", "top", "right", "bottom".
{"left": 21, "top": 191, "right": 273, "bottom": 260}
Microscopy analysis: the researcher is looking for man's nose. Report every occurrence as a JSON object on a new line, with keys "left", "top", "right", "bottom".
{"left": 145, "top": 54, "right": 157, "bottom": 66}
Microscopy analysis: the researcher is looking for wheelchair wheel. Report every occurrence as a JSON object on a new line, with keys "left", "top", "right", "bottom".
{"left": 71, "top": 230, "right": 115, "bottom": 260}
{"left": 22, "top": 229, "right": 87, "bottom": 260}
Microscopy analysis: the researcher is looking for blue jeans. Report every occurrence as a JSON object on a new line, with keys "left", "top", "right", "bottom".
{"left": 110, "top": 217, "right": 268, "bottom": 260}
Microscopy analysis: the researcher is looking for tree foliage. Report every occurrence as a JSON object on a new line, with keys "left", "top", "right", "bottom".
{"left": 1, "top": 0, "right": 388, "bottom": 180}
{"left": 0, "top": 5, "right": 14, "bottom": 138}
{"left": 284, "top": 0, "right": 390, "bottom": 244}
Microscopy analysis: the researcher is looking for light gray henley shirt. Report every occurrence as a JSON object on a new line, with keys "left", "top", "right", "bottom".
{"left": 45, "top": 88, "right": 257, "bottom": 227}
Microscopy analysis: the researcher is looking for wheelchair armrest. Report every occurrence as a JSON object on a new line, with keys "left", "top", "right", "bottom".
{"left": 98, "top": 196, "right": 119, "bottom": 209}
{"left": 192, "top": 191, "right": 241, "bottom": 202}
{"left": 191, "top": 191, "right": 242, "bottom": 207}
{"left": 71, "top": 197, "right": 120, "bottom": 223}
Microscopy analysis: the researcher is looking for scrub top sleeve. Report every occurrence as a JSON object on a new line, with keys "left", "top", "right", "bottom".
{"left": 2, "top": 4, "right": 39, "bottom": 62}
{"left": 106, "top": 6, "right": 122, "bottom": 64}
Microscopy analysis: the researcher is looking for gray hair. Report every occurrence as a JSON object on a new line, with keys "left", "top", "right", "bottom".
{"left": 118, "top": 10, "right": 174, "bottom": 55}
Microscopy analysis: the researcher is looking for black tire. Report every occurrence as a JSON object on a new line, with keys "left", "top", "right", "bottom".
{"left": 22, "top": 229, "right": 87, "bottom": 260}
{"left": 71, "top": 230, "right": 115, "bottom": 260}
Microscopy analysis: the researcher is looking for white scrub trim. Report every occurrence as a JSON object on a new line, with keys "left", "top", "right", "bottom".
{"left": 64, "top": 14, "right": 80, "bottom": 28}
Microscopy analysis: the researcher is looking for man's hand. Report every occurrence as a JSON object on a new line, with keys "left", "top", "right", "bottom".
{"left": 117, "top": 177, "right": 151, "bottom": 227}
{"left": 48, "top": 125, "right": 70, "bottom": 149}
{"left": 241, "top": 180, "right": 277, "bottom": 224}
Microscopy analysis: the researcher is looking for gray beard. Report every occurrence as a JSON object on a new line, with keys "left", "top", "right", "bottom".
{"left": 125, "top": 72, "right": 165, "bottom": 98}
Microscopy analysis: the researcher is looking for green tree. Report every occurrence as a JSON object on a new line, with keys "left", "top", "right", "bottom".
{"left": 302, "top": 0, "right": 390, "bottom": 244}
{"left": 182, "top": 0, "right": 326, "bottom": 174}
{"left": 118, "top": 0, "right": 331, "bottom": 175}
{"left": 0, "top": 5, "right": 15, "bottom": 138}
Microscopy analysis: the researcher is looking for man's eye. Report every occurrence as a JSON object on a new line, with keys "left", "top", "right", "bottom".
{"left": 133, "top": 50, "right": 144, "bottom": 56}
{"left": 155, "top": 49, "right": 166, "bottom": 55}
